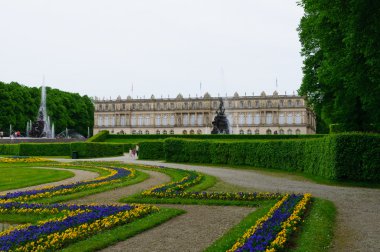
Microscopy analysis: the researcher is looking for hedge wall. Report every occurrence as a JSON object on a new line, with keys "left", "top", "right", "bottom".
{"left": 87, "top": 130, "right": 109, "bottom": 142}
{"left": 161, "top": 134, "right": 380, "bottom": 182}
{"left": 70, "top": 142, "right": 124, "bottom": 158}
{"left": 0, "top": 144, "right": 20, "bottom": 155}
{"left": 18, "top": 143, "right": 71, "bottom": 156}
{"left": 138, "top": 141, "right": 165, "bottom": 160}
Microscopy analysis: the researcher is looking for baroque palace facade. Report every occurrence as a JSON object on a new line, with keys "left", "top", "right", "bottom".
{"left": 93, "top": 91, "right": 316, "bottom": 135}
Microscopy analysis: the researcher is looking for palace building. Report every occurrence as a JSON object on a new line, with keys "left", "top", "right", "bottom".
{"left": 93, "top": 91, "right": 316, "bottom": 135}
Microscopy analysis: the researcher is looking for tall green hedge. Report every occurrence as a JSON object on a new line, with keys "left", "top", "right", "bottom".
{"left": 18, "top": 143, "right": 71, "bottom": 156}
{"left": 161, "top": 134, "right": 380, "bottom": 182}
{"left": 138, "top": 141, "right": 164, "bottom": 160}
{"left": 0, "top": 144, "right": 20, "bottom": 155}
{"left": 70, "top": 142, "right": 124, "bottom": 158}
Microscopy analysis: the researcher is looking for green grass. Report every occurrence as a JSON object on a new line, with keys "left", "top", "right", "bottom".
{"left": 292, "top": 198, "right": 336, "bottom": 252}
{"left": 60, "top": 208, "right": 184, "bottom": 252}
{"left": 0, "top": 166, "right": 75, "bottom": 191}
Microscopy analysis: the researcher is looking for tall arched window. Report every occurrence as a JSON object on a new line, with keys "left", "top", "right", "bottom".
{"left": 254, "top": 113, "right": 260, "bottom": 125}
{"left": 121, "top": 116, "right": 126, "bottom": 126}
{"left": 111, "top": 116, "right": 116, "bottom": 126}
{"left": 287, "top": 113, "right": 293, "bottom": 124}
{"left": 279, "top": 113, "right": 285, "bottom": 125}
{"left": 247, "top": 113, "right": 253, "bottom": 125}
{"left": 295, "top": 113, "right": 301, "bottom": 124}
{"left": 239, "top": 113, "right": 245, "bottom": 125}
{"left": 162, "top": 115, "right": 168, "bottom": 126}
{"left": 170, "top": 115, "right": 175, "bottom": 126}
{"left": 131, "top": 116, "right": 137, "bottom": 126}
{"left": 104, "top": 116, "right": 109, "bottom": 127}
{"left": 190, "top": 114, "right": 196, "bottom": 126}
{"left": 183, "top": 115, "right": 189, "bottom": 126}
{"left": 98, "top": 116, "right": 103, "bottom": 127}
{"left": 145, "top": 116, "right": 150, "bottom": 126}
{"left": 266, "top": 113, "right": 273, "bottom": 124}
{"left": 138, "top": 115, "right": 143, "bottom": 126}
{"left": 197, "top": 114, "right": 203, "bottom": 126}
{"left": 155, "top": 115, "right": 161, "bottom": 126}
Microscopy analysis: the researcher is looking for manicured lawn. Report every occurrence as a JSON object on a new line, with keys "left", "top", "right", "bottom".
{"left": 0, "top": 166, "right": 74, "bottom": 191}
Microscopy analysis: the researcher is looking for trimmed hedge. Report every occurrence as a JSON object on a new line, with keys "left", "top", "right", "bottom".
{"left": 161, "top": 134, "right": 380, "bottom": 182}
{"left": 87, "top": 130, "right": 109, "bottom": 142}
{"left": 0, "top": 144, "right": 20, "bottom": 155}
{"left": 138, "top": 141, "right": 164, "bottom": 160}
{"left": 70, "top": 142, "right": 124, "bottom": 158}
{"left": 18, "top": 143, "right": 71, "bottom": 156}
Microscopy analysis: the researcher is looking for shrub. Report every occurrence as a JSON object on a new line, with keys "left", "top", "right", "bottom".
{"left": 70, "top": 142, "right": 123, "bottom": 158}
{"left": 0, "top": 144, "right": 20, "bottom": 155}
{"left": 18, "top": 143, "right": 71, "bottom": 156}
{"left": 87, "top": 130, "right": 109, "bottom": 142}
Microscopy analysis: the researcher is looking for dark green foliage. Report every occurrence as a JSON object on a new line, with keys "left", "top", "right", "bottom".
{"left": 70, "top": 142, "right": 124, "bottom": 158}
{"left": 0, "top": 144, "right": 20, "bottom": 155}
{"left": 329, "top": 124, "right": 346, "bottom": 134}
{"left": 161, "top": 134, "right": 379, "bottom": 182}
{"left": 18, "top": 143, "right": 71, "bottom": 156}
{"left": 138, "top": 141, "right": 164, "bottom": 160}
{"left": 87, "top": 130, "right": 109, "bottom": 142}
{"left": 298, "top": 0, "right": 380, "bottom": 132}
{"left": 0, "top": 81, "right": 94, "bottom": 137}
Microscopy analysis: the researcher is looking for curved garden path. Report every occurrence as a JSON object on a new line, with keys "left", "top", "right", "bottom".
{"left": 52, "top": 156, "right": 380, "bottom": 252}
{"left": 1, "top": 167, "right": 99, "bottom": 194}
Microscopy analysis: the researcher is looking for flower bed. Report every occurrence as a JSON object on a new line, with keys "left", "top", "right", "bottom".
{"left": 0, "top": 157, "right": 51, "bottom": 163}
{"left": 0, "top": 202, "right": 158, "bottom": 251}
{"left": 0, "top": 164, "right": 135, "bottom": 203}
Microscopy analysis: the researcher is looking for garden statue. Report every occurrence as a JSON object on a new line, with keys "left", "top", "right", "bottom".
{"left": 211, "top": 98, "right": 230, "bottom": 134}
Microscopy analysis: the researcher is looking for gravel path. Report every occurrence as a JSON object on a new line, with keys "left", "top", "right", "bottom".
{"left": 1, "top": 167, "right": 99, "bottom": 194}
{"left": 51, "top": 156, "right": 380, "bottom": 252}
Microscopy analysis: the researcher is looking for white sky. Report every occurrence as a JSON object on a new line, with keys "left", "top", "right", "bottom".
{"left": 0, "top": 0, "right": 304, "bottom": 99}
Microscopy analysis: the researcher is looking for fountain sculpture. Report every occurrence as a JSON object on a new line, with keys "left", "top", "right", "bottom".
{"left": 211, "top": 98, "right": 230, "bottom": 134}
{"left": 29, "top": 86, "right": 53, "bottom": 138}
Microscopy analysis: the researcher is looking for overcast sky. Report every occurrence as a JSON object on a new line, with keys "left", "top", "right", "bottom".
{"left": 0, "top": 0, "right": 304, "bottom": 99}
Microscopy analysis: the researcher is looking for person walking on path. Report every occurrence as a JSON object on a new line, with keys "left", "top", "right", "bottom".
{"left": 135, "top": 144, "right": 139, "bottom": 157}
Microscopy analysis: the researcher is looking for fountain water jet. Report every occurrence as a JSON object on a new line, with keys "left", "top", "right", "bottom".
{"left": 29, "top": 86, "right": 53, "bottom": 138}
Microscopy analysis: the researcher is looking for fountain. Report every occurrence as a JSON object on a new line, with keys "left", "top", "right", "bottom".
{"left": 211, "top": 98, "right": 230, "bottom": 134}
{"left": 29, "top": 86, "right": 53, "bottom": 138}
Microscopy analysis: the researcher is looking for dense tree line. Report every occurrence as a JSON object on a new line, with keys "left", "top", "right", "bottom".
{"left": 298, "top": 0, "right": 380, "bottom": 133}
{"left": 0, "top": 81, "right": 94, "bottom": 137}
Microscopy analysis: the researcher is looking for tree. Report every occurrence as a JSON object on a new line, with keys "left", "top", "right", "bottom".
{"left": 298, "top": 0, "right": 380, "bottom": 132}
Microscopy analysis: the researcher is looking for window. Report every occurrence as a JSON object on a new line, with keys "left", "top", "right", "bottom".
{"left": 287, "top": 113, "right": 293, "bottom": 124}
{"left": 121, "top": 116, "right": 126, "bottom": 126}
{"left": 138, "top": 115, "right": 143, "bottom": 126}
{"left": 170, "top": 115, "right": 175, "bottom": 126}
{"left": 170, "top": 103, "right": 175, "bottom": 109}
{"left": 155, "top": 115, "right": 161, "bottom": 126}
{"left": 296, "top": 100, "right": 301, "bottom": 107}
{"left": 131, "top": 116, "right": 137, "bottom": 126}
{"left": 198, "top": 102, "right": 202, "bottom": 109}
{"left": 98, "top": 116, "right": 103, "bottom": 127}
{"left": 279, "top": 100, "right": 284, "bottom": 107}
{"left": 104, "top": 116, "right": 109, "bottom": 127}
{"left": 296, "top": 129, "right": 301, "bottom": 135}
{"left": 138, "top": 130, "right": 143, "bottom": 135}
{"left": 112, "top": 116, "right": 115, "bottom": 126}
{"left": 139, "top": 103, "right": 143, "bottom": 110}
{"left": 213, "top": 101, "right": 217, "bottom": 108}
{"left": 254, "top": 113, "right": 260, "bottom": 125}
{"left": 170, "top": 129, "right": 174, "bottom": 135}
{"left": 240, "top": 101, "right": 244, "bottom": 108}
{"left": 132, "top": 104, "right": 136, "bottom": 110}
{"left": 266, "top": 113, "right": 273, "bottom": 124}
{"left": 183, "top": 115, "right": 189, "bottom": 126}
{"left": 266, "top": 129, "right": 272, "bottom": 135}
{"left": 295, "top": 113, "right": 301, "bottom": 124}
{"left": 247, "top": 129, "right": 252, "bottom": 135}
{"left": 163, "top": 130, "right": 167, "bottom": 135}
{"left": 279, "top": 113, "right": 285, "bottom": 125}
{"left": 145, "top": 116, "right": 150, "bottom": 126}
{"left": 190, "top": 129, "right": 195, "bottom": 135}
{"left": 183, "top": 130, "right": 187, "bottom": 134}
{"left": 255, "top": 129, "right": 260, "bottom": 135}
{"left": 239, "top": 114, "right": 245, "bottom": 125}
{"left": 197, "top": 114, "right": 203, "bottom": 126}
{"left": 239, "top": 129, "right": 244, "bottom": 134}
{"left": 287, "top": 100, "right": 292, "bottom": 107}
{"left": 197, "top": 129, "right": 202, "bottom": 134}
{"left": 248, "top": 101, "right": 252, "bottom": 108}
{"left": 156, "top": 130, "right": 160, "bottom": 134}
{"left": 287, "top": 129, "right": 293, "bottom": 135}
{"left": 145, "top": 130, "right": 150, "bottom": 134}
{"left": 247, "top": 113, "right": 253, "bottom": 125}
{"left": 255, "top": 101, "right": 259, "bottom": 108}
{"left": 132, "top": 130, "right": 136, "bottom": 135}
{"left": 267, "top": 101, "right": 272, "bottom": 108}
{"left": 279, "top": 129, "right": 284, "bottom": 135}
{"left": 162, "top": 115, "right": 168, "bottom": 126}
{"left": 190, "top": 114, "right": 196, "bottom": 126}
